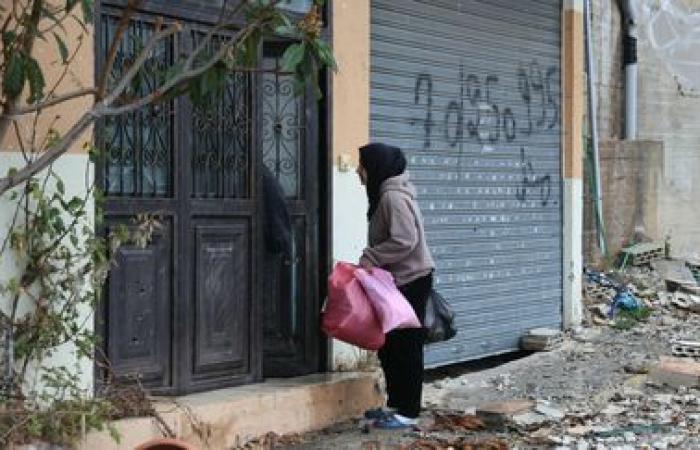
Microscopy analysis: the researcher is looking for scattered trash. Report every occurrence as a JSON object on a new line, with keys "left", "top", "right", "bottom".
{"left": 429, "top": 413, "right": 485, "bottom": 432}
{"left": 282, "top": 256, "right": 700, "bottom": 449}
{"left": 609, "top": 289, "right": 643, "bottom": 317}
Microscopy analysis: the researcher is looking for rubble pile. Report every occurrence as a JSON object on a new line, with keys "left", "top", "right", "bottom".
{"left": 417, "top": 256, "right": 700, "bottom": 448}
{"left": 280, "top": 253, "right": 700, "bottom": 449}
{"left": 583, "top": 254, "right": 700, "bottom": 329}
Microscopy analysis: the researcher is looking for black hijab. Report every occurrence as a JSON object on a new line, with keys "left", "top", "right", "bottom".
{"left": 359, "top": 143, "right": 407, "bottom": 220}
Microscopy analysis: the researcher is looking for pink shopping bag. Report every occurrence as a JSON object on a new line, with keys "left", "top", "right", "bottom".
{"left": 355, "top": 267, "right": 421, "bottom": 334}
{"left": 321, "top": 262, "right": 385, "bottom": 350}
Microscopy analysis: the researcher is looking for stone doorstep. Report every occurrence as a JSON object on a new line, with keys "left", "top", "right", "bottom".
{"left": 79, "top": 372, "right": 382, "bottom": 450}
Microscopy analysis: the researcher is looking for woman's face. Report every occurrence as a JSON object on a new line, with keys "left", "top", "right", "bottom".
{"left": 356, "top": 164, "right": 368, "bottom": 186}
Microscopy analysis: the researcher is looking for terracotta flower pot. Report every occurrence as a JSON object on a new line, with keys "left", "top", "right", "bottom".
{"left": 134, "top": 438, "right": 196, "bottom": 450}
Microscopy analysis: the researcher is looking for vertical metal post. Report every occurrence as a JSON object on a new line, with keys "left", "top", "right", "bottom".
{"left": 584, "top": 0, "right": 607, "bottom": 255}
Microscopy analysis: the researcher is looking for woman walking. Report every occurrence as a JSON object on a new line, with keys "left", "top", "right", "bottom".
{"left": 356, "top": 143, "right": 435, "bottom": 429}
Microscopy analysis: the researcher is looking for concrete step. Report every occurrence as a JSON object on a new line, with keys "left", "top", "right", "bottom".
{"left": 80, "top": 372, "right": 382, "bottom": 450}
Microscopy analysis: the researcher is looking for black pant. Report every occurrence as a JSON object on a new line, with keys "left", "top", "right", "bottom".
{"left": 378, "top": 273, "right": 433, "bottom": 419}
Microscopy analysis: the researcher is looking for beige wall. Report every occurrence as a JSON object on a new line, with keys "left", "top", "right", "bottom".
{"left": 1, "top": 11, "right": 94, "bottom": 154}
{"left": 330, "top": 0, "right": 372, "bottom": 370}
{"left": 562, "top": 4, "right": 585, "bottom": 181}
{"left": 331, "top": 0, "right": 370, "bottom": 167}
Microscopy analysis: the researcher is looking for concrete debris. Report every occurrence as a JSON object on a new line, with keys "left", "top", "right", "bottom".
{"left": 624, "top": 358, "right": 650, "bottom": 375}
{"left": 585, "top": 283, "right": 617, "bottom": 302}
{"left": 651, "top": 259, "right": 699, "bottom": 287}
{"left": 568, "top": 425, "right": 593, "bottom": 437}
{"left": 475, "top": 399, "right": 534, "bottom": 428}
{"left": 621, "top": 242, "right": 664, "bottom": 266}
{"left": 512, "top": 411, "right": 548, "bottom": 429}
{"left": 520, "top": 327, "right": 563, "bottom": 351}
{"left": 601, "top": 404, "right": 626, "bottom": 415}
{"left": 649, "top": 356, "right": 700, "bottom": 388}
{"left": 590, "top": 304, "right": 609, "bottom": 319}
{"left": 671, "top": 340, "right": 700, "bottom": 358}
{"left": 668, "top": 291, "right": 700, "bottom": 311}
{"left": 535, "top": 401, "right": 565, "bottom": 420}
{"left": 573, "top": 327, "right": 602, "bottom": 343}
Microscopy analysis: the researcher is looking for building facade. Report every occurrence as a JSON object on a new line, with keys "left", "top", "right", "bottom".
{"left": 1, "top": 0, "right": 586, "bottom": 397}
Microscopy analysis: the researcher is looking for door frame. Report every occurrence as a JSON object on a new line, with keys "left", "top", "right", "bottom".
{"left": 93, "top": 0, "right": 331, "bottom": 395}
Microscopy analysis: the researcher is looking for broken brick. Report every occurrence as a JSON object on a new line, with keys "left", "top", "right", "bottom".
{"left": 649, "top": 356, "right": 700, "bottom": 388}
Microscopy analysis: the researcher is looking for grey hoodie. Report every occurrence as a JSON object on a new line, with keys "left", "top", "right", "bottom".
{"left": 360, "top": 173, "right": 435, "bottom": 286}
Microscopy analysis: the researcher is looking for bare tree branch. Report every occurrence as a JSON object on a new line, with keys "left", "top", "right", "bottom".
{"left": 96, "top": 0, "right": 143, "bottom": 99}
{"left": 38, "top": 5, "right": 70, "bottom": 34}
{"left": 101, "top": 19, "right": 181, "bottom": 106}
{"left": 43, "top": 32, "right": 87, "bottom": 102}
{"left": 190, "top": 0, "right": 249, "bottom": 65}
{"left": 102, "top": 26, "right": 260, "bottom": 116}
{"left": 12, "top": 121, "right": 29, "bottom": 163}
{"left": 3, "top": 89, "right": 97, "bottom": 119}
{"left": 0, "top": 111, "right": 96, "bottom": 195}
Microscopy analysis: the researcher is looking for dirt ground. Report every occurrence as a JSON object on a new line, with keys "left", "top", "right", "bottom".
{"left": 260, "top": 281, "right": 700, "bottom": 450}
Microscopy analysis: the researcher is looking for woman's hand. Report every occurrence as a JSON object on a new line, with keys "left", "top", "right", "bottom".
{"left": 358, "top": 257, "right": 374, "bottom": 273}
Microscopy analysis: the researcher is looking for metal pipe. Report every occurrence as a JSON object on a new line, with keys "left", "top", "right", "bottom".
{"left": 620, "top": 0, "right": 638, "bottom": 139}
{"left": 584, "top": 0, "right": 607, "bottom": 255}
{"left": 625, "top": 62, "right": 638, "bottom": 139}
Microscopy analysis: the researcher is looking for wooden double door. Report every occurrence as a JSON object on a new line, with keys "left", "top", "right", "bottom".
{"left": 97, "top": 2, "right": 324, "bottom": 395}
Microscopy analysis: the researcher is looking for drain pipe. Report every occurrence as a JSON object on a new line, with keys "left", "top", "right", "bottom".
{"left": 584, "top": 0, "right": 607, "bottom": 256}
{"left": 619, "top": 0, "right": 638, "bottom": 139}
{"left": 618, "top": 0, "right": 648, "bottom": 242}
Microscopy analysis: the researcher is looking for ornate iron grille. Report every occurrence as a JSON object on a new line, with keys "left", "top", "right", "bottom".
{"left": 262, "top": 53, "right": 305, "bottom": 199}
{"left": 191, "top": 32, "right": 252, "bottom": 199}
{"left": 100, "top": 16, "right": 174, "bottom": 197}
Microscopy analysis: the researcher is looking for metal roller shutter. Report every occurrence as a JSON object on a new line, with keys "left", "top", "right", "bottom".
{"left": 370, "top": 0, "right": 564, "bottom": 367}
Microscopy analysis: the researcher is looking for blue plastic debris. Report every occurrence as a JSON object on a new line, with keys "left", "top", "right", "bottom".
{"left": 584, "top": 268, "right": 642, "bottom": 318}
{"left": 608, "top": 289, "right": 642, "bottom": 318}
{"left": 584, "top": 267, "right": 621, "bottom": 290}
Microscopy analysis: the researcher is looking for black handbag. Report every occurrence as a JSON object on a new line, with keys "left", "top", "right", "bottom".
{"left": 424, "top": 289, "right": 457, "bottom": 344}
